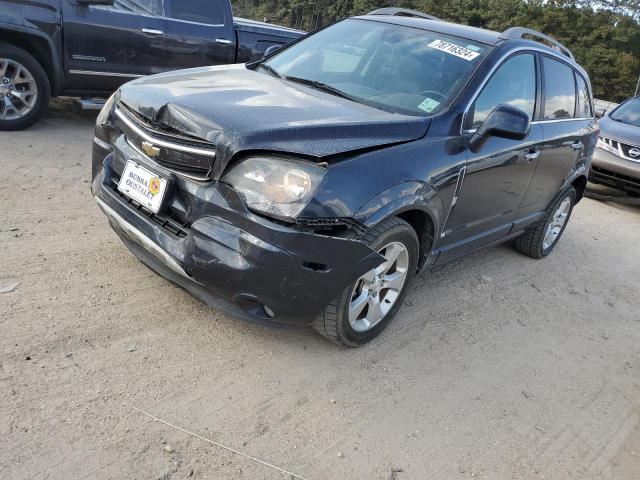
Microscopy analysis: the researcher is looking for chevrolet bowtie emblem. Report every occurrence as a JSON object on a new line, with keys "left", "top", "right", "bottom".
{"left": 141, "top": 141, "right": 160, "bottom": 158}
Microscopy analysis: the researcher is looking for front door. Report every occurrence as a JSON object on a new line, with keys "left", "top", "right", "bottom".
{"left": 440, "top": 52, "right": 541, "bottom": 260}
{"left": 164, "top": 0, "right": 237, "bottom": 71}
{"left": 62, "top": 0, "right": 167, "bottom": 92}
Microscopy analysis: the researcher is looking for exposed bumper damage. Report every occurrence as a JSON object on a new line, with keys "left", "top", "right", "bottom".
{"left": 92, "top": 138, "right": 384, "bottom": 327}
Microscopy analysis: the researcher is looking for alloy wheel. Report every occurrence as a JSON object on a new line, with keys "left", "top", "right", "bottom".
{"left": 543, "top": 197, "right": 571, "bottom": 250}
{"left": 0, "top": 58, "right": 38, "bottom": 121}
{"left": 348, "top": 241, "right": 410, "bottom": 332}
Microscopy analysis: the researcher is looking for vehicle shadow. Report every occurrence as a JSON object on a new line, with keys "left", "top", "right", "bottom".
{"left": 585, "top": 182, "right": 640, "bottom": 213}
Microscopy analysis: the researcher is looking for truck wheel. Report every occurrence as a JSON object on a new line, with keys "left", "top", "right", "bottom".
{"left": 312, "top": 217, "right": 419, "bottom": 347}
{"left": 0, "top": 43, "right": 50, "bottom": 131}
{"left": 514, "top": 186, "right": 576, "bottom": 259}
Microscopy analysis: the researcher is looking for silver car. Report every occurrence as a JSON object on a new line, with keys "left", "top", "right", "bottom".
{"left": 591, "top": 96, "right": 640, "bottom": 195}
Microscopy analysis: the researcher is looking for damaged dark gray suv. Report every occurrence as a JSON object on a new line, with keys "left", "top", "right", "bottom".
{"left": 92, "top": 9, "right": 598, "bottom": 346}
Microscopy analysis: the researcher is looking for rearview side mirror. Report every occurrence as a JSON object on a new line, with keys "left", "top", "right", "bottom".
{"left": 469, "top": 104, "right": 531, "bottom": 152}
{"left": 594, "top": 108, "right": 606, "bottom": 119}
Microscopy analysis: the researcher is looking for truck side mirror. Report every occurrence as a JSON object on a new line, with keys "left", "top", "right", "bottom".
{"left": 263, "top": 45, "right": 282, "bottom": 58}
{"left": 469, "top": 104, "right": 531, "bottom": 152}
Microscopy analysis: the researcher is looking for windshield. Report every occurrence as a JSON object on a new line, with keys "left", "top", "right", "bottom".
{"left": 610, "top": 97, "right": 640, "bottom": 127}
{"left": 262, "top": 19, "right": 489, "bottom": 116}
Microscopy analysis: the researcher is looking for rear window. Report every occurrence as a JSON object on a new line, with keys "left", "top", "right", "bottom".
{"left": 543, "top": 57, "right": 576, "bottom": 120}
{"left": 575, "top": 73, "right": 592, "bottom": 118}
{"left": 169, "top": 0, "right": 226, "bottom": 25}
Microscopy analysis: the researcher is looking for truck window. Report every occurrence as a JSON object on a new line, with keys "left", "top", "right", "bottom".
{"left": 543, "top": 57, "right": 576, "bottom": 120}
{"left": 169, "top": 0, "right": 226, "bottom": 25}
{"left": 94, "top": 0, "right": 166, "bottom": 17}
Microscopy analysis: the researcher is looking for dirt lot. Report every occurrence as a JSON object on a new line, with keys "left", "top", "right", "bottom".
{"left": 2, "top": 100, "right": 640, "bottom": 480}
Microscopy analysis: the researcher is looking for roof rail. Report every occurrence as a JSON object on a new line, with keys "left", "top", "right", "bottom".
{"left": 367, "top": 7, "right": 440, "bottom": 21}
{"left": 500, "top": 27, "right": 575, "bottom": 61}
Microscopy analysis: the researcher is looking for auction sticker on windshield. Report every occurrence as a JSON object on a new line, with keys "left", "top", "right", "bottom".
{"left": 118, "top": 161, "right": 168, "bottom": 213}
{"left": 428, "top": 39, "right": 481, "bottom": 61}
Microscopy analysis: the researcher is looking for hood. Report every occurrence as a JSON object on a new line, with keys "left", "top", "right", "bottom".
{"left": 599, "top": 115, "right": 640, "bottom": 146}
{"left": 118, "top": 64, "right": 430, "bottom": 178}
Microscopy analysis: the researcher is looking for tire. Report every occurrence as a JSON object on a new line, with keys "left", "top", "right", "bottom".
{"left": 514, "top": 186, "right": 576, "bottom": 259}
{"left": 0, "top": 43, "right": 50, "bottom": 131}
{"left": 312, "top": 217, "right": 419, "bottom": 347}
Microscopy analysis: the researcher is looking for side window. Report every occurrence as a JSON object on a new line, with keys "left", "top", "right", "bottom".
{"left": 92, "top": 0, "right": 166, "bottom": 17}
{"left": 542, "top": 57, "right": 576, "bottom": 120}
{"left": 469, "top": 54, "right": 536, "bottom": 129}
{"left": 575, "top": 73, "right": 592, "bottom": 118}
{"left": 169, "top": 0, "right": 226, "bottom": 25}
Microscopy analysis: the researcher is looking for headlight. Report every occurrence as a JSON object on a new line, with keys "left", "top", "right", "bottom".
{"left": 222, "top": 156, "right": 327, "bottom": 220}
{"left": 597, "top": 136, "right": 619, "bottom": 156}
{"left": 96, "top": 91, "right": 117, "bottom": 127}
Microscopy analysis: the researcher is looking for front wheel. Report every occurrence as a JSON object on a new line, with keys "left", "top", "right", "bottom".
{"left": 313, "top": 217, "right": 419, "bottom": 347}
{"left": 0, "top": 44, "right": 50, "bottom": 131}
{"left": 514, "top": 187, "right": 576, "bottom": 259}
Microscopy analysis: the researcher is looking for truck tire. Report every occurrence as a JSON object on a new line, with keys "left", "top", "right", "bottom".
{"left": 0, "top": 43, "right": 50, "bottom": 131}
{"left": 312, "top": 217, "right": 419, "bottom": 347}
{"left": 514, "top": 186, "right": 576, "bottom": 259}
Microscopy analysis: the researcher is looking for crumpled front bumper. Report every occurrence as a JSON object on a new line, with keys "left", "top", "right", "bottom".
{"left": 92, "top": 137, "right": 384, "bottom": 327}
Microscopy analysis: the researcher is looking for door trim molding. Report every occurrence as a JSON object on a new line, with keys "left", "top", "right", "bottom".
{"left": 440, "top": 166, "right": 467, "bottom": 239}
{"left": 69, "top": 70, "right": 145, "bottom": 78}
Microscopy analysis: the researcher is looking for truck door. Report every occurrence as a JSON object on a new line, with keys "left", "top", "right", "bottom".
{"left": 164, "top": 0, "right": 237, "bottom": 70}
{"left": 62, "top": 0, "right": 167, "bottom": 92}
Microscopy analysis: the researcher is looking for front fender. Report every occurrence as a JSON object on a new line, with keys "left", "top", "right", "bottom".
{"left": 353, "top": 181, "right": 443, "bottom": 233}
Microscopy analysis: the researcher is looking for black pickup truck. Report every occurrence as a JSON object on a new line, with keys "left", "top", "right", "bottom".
{"left": 0, "top": 0, "right": 303, "bottom": 130}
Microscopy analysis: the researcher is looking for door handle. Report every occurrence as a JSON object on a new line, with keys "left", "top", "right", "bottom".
{"left": 141, "top": 28, "right": 164, "bottom": 35}
{"left": 570, "top": 141, "right": 583, "bottom": 151}
{"left": 215, "top": 38, "right": 232, "bottom": 44}
{"left": 525, "top": 149, "right": 541, "bottom": 162}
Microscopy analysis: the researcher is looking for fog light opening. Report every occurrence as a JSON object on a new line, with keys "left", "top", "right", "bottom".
{"left": 263, "top": 305, "right": 275, "bottom": 318}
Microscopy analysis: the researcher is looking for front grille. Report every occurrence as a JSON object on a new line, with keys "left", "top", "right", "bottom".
{"left": 110, "top": 175, "right": 190, "bottom": 238}
{"left": 114, "top": 103, "right": 216, "bottom": 180}
{"left": 619, "top": 142, "right": 640, "bottom": 162}
{"left": 600, "top": 136, "right": 640, "bottom": 162}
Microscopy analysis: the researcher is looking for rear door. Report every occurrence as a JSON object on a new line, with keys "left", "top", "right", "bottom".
{"left": 519, "top": 55, "right": 595, "bottom": 214}
{"left": 164, "top": 0, "right": 236, "bottom": 70}
{"left": 62, "top": 0, "right": 167, "bottom": 92}
{"left": 440, "top": 52, "right": 542, "bottom": 258}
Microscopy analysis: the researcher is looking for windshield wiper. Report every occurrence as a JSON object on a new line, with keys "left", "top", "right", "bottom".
{"left": 258, "top": 63, "right": 281, "bottom": 78}
{"left": 284, "top": 76, "right": 354, "bottom": 101}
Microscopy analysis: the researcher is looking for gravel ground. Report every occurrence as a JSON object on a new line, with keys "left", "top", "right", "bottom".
{"left": 1, "top": 100, "right": 640, "bottom": 480}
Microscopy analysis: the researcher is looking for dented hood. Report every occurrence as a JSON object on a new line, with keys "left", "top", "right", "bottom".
{"left": 118, "top": 64, "right": 430, "bottom": 177}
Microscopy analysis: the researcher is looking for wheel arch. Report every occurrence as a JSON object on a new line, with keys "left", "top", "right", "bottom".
{"left": 0, "top": 26, "right": 63, "bottom": 95}
{"left": 354, "top": 181, "right": 442, "bottom": 270}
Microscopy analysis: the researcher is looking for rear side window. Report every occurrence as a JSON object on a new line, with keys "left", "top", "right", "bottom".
{"left": 169, "top": 0, "right": 225, "bottom": 24}
{"left": 543, "top": 57, "right": 576, "bottom": 120}
{"left": 468, "top": 53, "right": 536, "bottom": 129}
{"left": 93, "top": 0, "right": 166, "bottom": 17}
{"left": 575, "top": 73, "right": 592, "bottom": 118}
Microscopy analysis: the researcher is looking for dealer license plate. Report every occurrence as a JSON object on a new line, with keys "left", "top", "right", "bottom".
{"left": 118, "top": 161, "right": 168, "bottom": 213}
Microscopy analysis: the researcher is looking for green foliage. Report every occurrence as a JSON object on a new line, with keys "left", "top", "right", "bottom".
{"left": 232, "top": 0, "right": 640, "bottom": 101}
